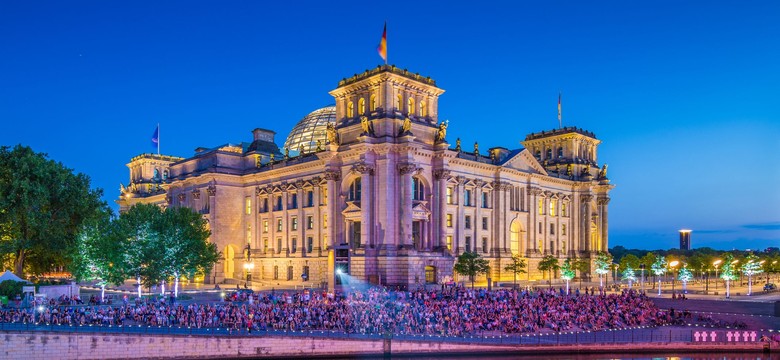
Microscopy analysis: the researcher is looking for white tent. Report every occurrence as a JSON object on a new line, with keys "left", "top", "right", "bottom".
{"left": 0, "top": 270, "right": 29, "bottom": 283}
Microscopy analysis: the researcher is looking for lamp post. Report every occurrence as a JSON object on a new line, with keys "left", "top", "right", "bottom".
{"left": 639, "top": 264, "right": 646, "bottom": 293}
{"left": 243, "top": 262, "right": 254, "bottom": 284}
{"left": 669, "top": 261, "right": 679, "bottom": 297}
{"left": 713, "top": 259, "right": 722, "bottom": 291}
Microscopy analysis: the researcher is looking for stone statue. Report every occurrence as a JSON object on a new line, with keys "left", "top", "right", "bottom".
{"left": 315, "top": 140, "right": 322, "bottom": 152}
{"left": 455, "top": 138, "right": 462, "bottom": 152}
{"left": 566, "top": 163, "right": 573, "bottom": 176}
{"left": 119, "top": 183, "right": 126, "bottom": 194}
{"left": 435, "top": 121, "right": 448, "bottom": 142}
{"left": 255, "top": 155, "right": 262, "bottom": 168}
{"left": 582, "top": 163, "right": 591, "bottom": 177}
{"left": 474, "top": 142, "right": 479, "bottom": 156}
{"left": 598, "top": 164, "right": 608, "bottom": 179}
{"left": 326, "top": 122, "right": 339, "bottom": 145}
{"left": 284, "top": 147, "right": 289, "bottom": 160}
{"left": 360, "top": 116, "right": 371, "bottom": 135}
{"left": 399, "top": 117, "right": 412, "bottom": 136}
{"left": 490, "top": 149, "right": 497, "bottom": 162}
{"left": 270, "top": 153, "right": 275, "bottom": 162}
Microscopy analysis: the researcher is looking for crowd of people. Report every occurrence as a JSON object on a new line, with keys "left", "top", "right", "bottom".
{"left": 0, "top": 287, "right": 672, "bottom": 336}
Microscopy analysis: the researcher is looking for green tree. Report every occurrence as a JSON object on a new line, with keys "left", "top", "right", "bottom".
{"left": 720, "top": 253, "right": 738, "bottom": 298}
{"left": 503, "top": 254, "right": 527, "bottom": 288}
{"left": 537, "top": 254, "right": 560, "bottom": 288}
{"left": 70, "top": 215, "right": 125, "bottom": 301}
{"left": 0, "top": 145, "right": 106, "bottom": 276}
{"left": 618, "top": 254, "right": 640, "bottom": 273}
{"left": 115, "top": 203, "right": 165, "bottom": 298}
{"left": 453, "top": 251, "right": 489, "bottom": 289}
{"left": 572, "top": 258, "right": 590, "bottom": 289}
{"left": 0, "top": 280, "right": 25, "bottom": 298}
{"left": 741, "top": 253, "right": 763, "bottom": 296}
{"left": 594, "top": 251, "right": 613, "bottom": 288}
{"left": 560, "top": 258, "right": 575, "bottom": 294}
{"left": 678, "top": 266, "right": 693, "bottom": 293}
{"left": 622, "top": 266, "right": 637, "bottom": 288}
{"left": 651, "top": 255, "right": 667, "bottom": 295}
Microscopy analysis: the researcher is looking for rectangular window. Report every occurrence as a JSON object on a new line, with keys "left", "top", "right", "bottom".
{"left": 481, "top": 192, "right": 488, "bottom": 208}
{"left": 322, "top": 186, "right": 327, "bottom": 205}
{"left": 245, "top": 197, "right": 252, "bottom": 215}
{"left": 446, "top": 235, "right": 453, "bottom": 251}
{"left": 465, "top": 215, "right": 471, "bottom": 229}
{"left": 465, "top": 236, "right": 472, "bottom": 253}
{"left": 246, "top": 224, "right": 251, "bottom": 243}
{"left": 323, "top": 214, "right": 328, "bottom": 228}
{"left": 276, "top": 196, "right": 283, "bottom": 211}
{"left": 307, "top": 237, "right": 313, "bottom": 253}
{"left": 538, "top": 198, "right": 544, "bottom": 215}
{"left": 446, "top": 214, "right": 453, "bottom": 227}
{"left": 277, "top": 218, "right": 282, "bottom": 232}
{"left": 550, "top": 199, "right": 557, "bottom": 217}
{"left": 263, "top": 220, "right": 268, "bottom": 233}
{"left": 482, "top": 237, "right": 488, "bottom": 253}
{"left": 291, "top": 217, "right": 298, "bottom": 230}
{"left": 307, "top": 215, "right": 314, "bottom": 230}
{"left": 465, "top": 189, "right": 472, "bottom": 206}
{"left": 287, "top": 266, "right": 293, "bottom": 281}
{"left": 562, "top": 203, "right": 567, "bottom": 217}
{"left": 291, "top": 194, "right": 298, "bottom": 209}
{"left": 261, "top": 198, "right": 268, "bottom": 213}
{"left": 446, "top": 187, "right": 453, "bottom": 204}
{"left": 351, "top": 221, "right": 361, "bottom": 248}
{"left": 291, "top": 238, "right": 297, "bottom": 253}
{"left": 263, "top": 238, "right": 268, "bottom": 253}
{"left": 412, "top": 221, "right": 421, "bottom": 248}
{"left": 562, "top": 224, "right": 567, "bottom": 236}
{"left": 276, "top": 237, "right": 282, "bottom": 253}
{"left": 538, "top": 222, "right": 542, "bottom": 234}
{"left": 273, "top": 266, "right": 279, "bottom": 280}
{"left": 550, "top": 223, "right": 555, "bottom": 235}
{"left": 306, "top": 190, "right": 314, "bottom": 207}
{"left": 482, "top": 217, "right": 488, "bottom": 230}
{"left": 302, "top": 266, "right": 310, "bottom": 281}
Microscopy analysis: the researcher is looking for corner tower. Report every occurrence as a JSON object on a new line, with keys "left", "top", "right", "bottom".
{"left": 328, "top": 65, "right": 445, "bottom": 146}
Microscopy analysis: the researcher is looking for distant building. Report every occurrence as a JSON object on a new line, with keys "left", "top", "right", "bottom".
{"left": 679, "top": 229, "right": 692, "bottom": 250}
{"left": 117, "top": 65, "right": 614, "bottom": 290}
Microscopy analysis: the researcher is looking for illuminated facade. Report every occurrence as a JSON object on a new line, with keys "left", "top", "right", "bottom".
{"left": 117, "top": 65, "right": 614, "bottom": 289}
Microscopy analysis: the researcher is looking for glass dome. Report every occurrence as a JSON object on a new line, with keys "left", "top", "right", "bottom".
{"left": 283, "top": 105, "right": 336, "bottom": 153}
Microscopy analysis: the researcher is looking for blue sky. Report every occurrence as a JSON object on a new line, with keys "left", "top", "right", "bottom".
{"left": 1, "top": 1, "right": 778, "bottom": 250}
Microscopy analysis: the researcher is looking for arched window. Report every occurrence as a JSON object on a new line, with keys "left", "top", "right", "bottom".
{"left": 557, "top": 147, "right": 564, "bottom": 158}
{"left": 348, "top": 178, "right": 362, "bottom": 202}
{"left": 370, "top": 94, "right": 377, "bottom": 111}
{"left": 419, "top": 101, "right": 427, "bottom": 117}
{"left": 396, "top": 94, "right": 403, "bottom": 110}
{"left": 412, "top": 177, "right": 424, "bottom": 201}
{"left": 545, "top": 148, "right": 553, "bottom": 160}
{"left": 347, "top": 101, "right": 354, "bottom": 118}
{"left": 153, "top": 168, "right": 159, "bottom": 179}
{"left": 162, "top": 170, "right": 168, "bottom": 180}
{"left": 510, "top": 220, "right": 521, "bottom": 255}
{"left": 358, "top": 98, "right": 365, "bottom": 115}
{"left": 535, "top": 150, "right": 541, "bottom": 160}
{"left": 408, "top": 97, "right": 415, "bottom": 115}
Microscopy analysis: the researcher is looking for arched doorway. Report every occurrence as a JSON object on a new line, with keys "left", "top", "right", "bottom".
{"left": 224, "top": 245, "right": 236, "bottom": 279}
{"left": 510, "top": 219, "right": 522, "bottom": 255}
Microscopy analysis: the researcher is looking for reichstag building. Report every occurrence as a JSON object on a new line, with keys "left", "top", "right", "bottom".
{"left": 117, "top": 65, "right": 613, "bottom": 290}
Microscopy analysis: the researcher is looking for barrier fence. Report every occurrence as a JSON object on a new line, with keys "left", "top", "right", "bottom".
{"left": 0, "top": 322, "right": 772, "bottom": 346}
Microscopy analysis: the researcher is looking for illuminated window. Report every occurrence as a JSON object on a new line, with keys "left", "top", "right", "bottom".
{"left": 263, "top": 238, "right": 268, "bottom": 253}
{"left": 347, "top": 101, "right": 354, "bottom": 118}
{"left": 323, "top": 214, "right": 328, "bottom": 228}
{"left": 550, "top": 199, "right": 556, "bottom": 217}
{"left": 348, "top": 178, "right": 361, "bottom": 201}
{"left": 465, "top": 215, "right": 471, "bottom": 229}
{"left": 562, "top": 203, "right": 567, "bottom": 217}
{"left": 358, "top": 98, "right": 365, "bottom": 115}
{"left": 307, "top": 216, "right": 313, "bottom": 230}
{"left": 245, "top": 197, "right": 251, "bottom": 215}
{"left": 370, "top": 94, "right": 377, "bottom": 111}
{"left": 246, "top": 224, "right": 251, "bottom": 243}
{"left": 446, "top": 187, "right": 453, "bottom": 204}
{"left": 446, "top": 236, "right": 453, "bottom": 250}
{"left": 420, "top": 101, "right": 427, "bottom": 117}
{"left": 425, "top": 266, "right": 436, "bottom": 284}
{"left": 408, "top": 97, "right": 415, "bottom": 115}
{"left": 557, "top": 147, "right": 564, "bottom": 158}
{"left": 396, "top": 94, "right": 403, "bottom": 110}
{"left": 412, "top": 177, "right": 424, "bottom": 201}
{"left": 276, "top": 218, "right": 282, "bottom": 232}
{"left": 291, "top": 217, "right": 298, "bottom": 231}
{"left": 562, "top": 224, "right": 567, "bottom": 236}
{"left": 263, "top": 220, "right": 268, "bottom": 233}
{"left": 446, "top": 214, "right": 453, "bottom": 227}
{"left": 321, "top": 186, "right": 327, "bottom": 205}
{"left": 538, "top": 199, "right": 544, "bottom": 215}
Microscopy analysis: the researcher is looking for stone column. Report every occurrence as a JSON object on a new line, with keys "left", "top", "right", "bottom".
{"left": 581, "top": 194, "right": 594, "bottom": 253}
{"left": 474, "top": 179, "right": 484, "bottom": 254}
{"left": 528, "top": 187, "right": 542, "bottom": 256}
{"left": 354, "top": 163, "right": 374, "bottom": 249}
{"left": 434, "top": 170, "right": 450, "bottom": 252}
{"left": 491, "top": 181, "right": 507, "bottom": 257}
{"left": 398, "top": 163, "right": 417, "bottom": 249}
{"left": 295, "top": 181, "right": 305, "bottom": 257}
{"left": 313, "top": 180, "right": 322, "bottom": 256}
{"left": 282, "top": 190, "right": 289, "bottom": 256}
{"left": 323, "top": 170, "right": 341, "bottom": 250}
{"left": 455, "top": 176, "right": 466, "bottom": 254}
{"left": 598, "top": 196, "right": 610, "bottom": 252}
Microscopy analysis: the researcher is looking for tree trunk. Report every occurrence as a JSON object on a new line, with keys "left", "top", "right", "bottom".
{"left": 137, "top": 276, "right": 142, "bottom": 299}
{"left": 161, "top": 280, "right": 165, "bottom": 296}
{"left": 14, "top": 249, "right": 26, "bottom": 276}
{"left": 101, "top": 284, "right": 105, "bottom": 302}
{"left": 174, "top": 272, "right": 179, "bottom": 298}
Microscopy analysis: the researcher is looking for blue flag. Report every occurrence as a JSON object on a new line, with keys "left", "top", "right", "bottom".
{"left": 151, "top": 125, "right": 159, "bottom": 148}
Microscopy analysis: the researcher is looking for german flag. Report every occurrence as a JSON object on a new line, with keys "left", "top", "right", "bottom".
{"left": 377, "top": 22, "right": 387, "bottom": 63}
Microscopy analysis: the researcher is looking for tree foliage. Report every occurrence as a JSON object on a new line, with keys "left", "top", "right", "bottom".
{"left": 621, "top": 266, "right": 637, "bottom": 283}
{"left": 453, "top": 251, "right": 489, "bottom": 288}
{"left": 0, "top": 145, "right": 107, "bottom": 276}
{"left": 503, "top": 254, "right": 527, "bottom": 286}
{"left": 560, "top": 259, "right": 575, "bottom": 281}
{"left": 677, "top": 266, "right": 693, "bottom": 283}
{"left": 537, "top": 254, "right": 560, "bottom": 283}
{"left": 651, "top": 255, "right": 667, "bottom": 276}
{"left": 720, "top": 254, "right": 738, "bottom": 281}
{"left": 594, "top": 251, "right": 612, "bottom": 275}
{"left": 741, "top": 253, "right": 763, "bottom": 277}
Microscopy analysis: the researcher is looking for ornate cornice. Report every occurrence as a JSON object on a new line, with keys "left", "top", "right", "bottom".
{"left": 352, "top": 162, "right": 375, "bottom": 175}
{"left": 434, "top": 169, "right": 451, "bottom": 180}
{"left": 323, "top": 170, "right": 341, "bottom": 181}
{"left": 397, "top": 163, "right": 418, "bottom": 175}
{"left": 597, "top": 196, "right": 611, "bottom": 205}
{"left": 580, "top": 194, "right": 594, "bottom": 203}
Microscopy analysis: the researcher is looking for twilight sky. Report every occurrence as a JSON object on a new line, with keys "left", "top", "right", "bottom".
{"left": 1, "top": 1, "right": 778, "bottom": 250}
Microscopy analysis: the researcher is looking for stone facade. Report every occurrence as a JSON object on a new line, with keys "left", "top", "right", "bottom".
{"left": 117, "top": 64, "right": 614, "bottom": 290}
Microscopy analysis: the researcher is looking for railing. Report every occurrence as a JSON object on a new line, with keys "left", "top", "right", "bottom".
{"left": 0, "top": 322, "right": 770, "bottom": 346}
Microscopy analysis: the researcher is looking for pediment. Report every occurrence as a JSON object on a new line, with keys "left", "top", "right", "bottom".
{"left": 412, "top": 201, "right": 431, "bottom": 220}
{"left": 341, "top": 201, "right": 362, "bottom": 215}
{"left": 500, "top": 149, "right": 549, "bottom": 176}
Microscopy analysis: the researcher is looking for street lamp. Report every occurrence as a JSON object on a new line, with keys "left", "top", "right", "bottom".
{"left": 712, "top": 259, "right": 722, "bottom": 291}
{"left": 669, "top": 261, "right": 680, "bottom": 297}
{"left": 243, "top": 262, "right": 254, "bottom": 284}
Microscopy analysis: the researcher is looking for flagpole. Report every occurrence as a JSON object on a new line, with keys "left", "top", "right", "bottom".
{"left": 157, "top": 123, "right": 160, "bottom": 156}
{"left": 558, "top": 92, "right": 562, "bottom": 129}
